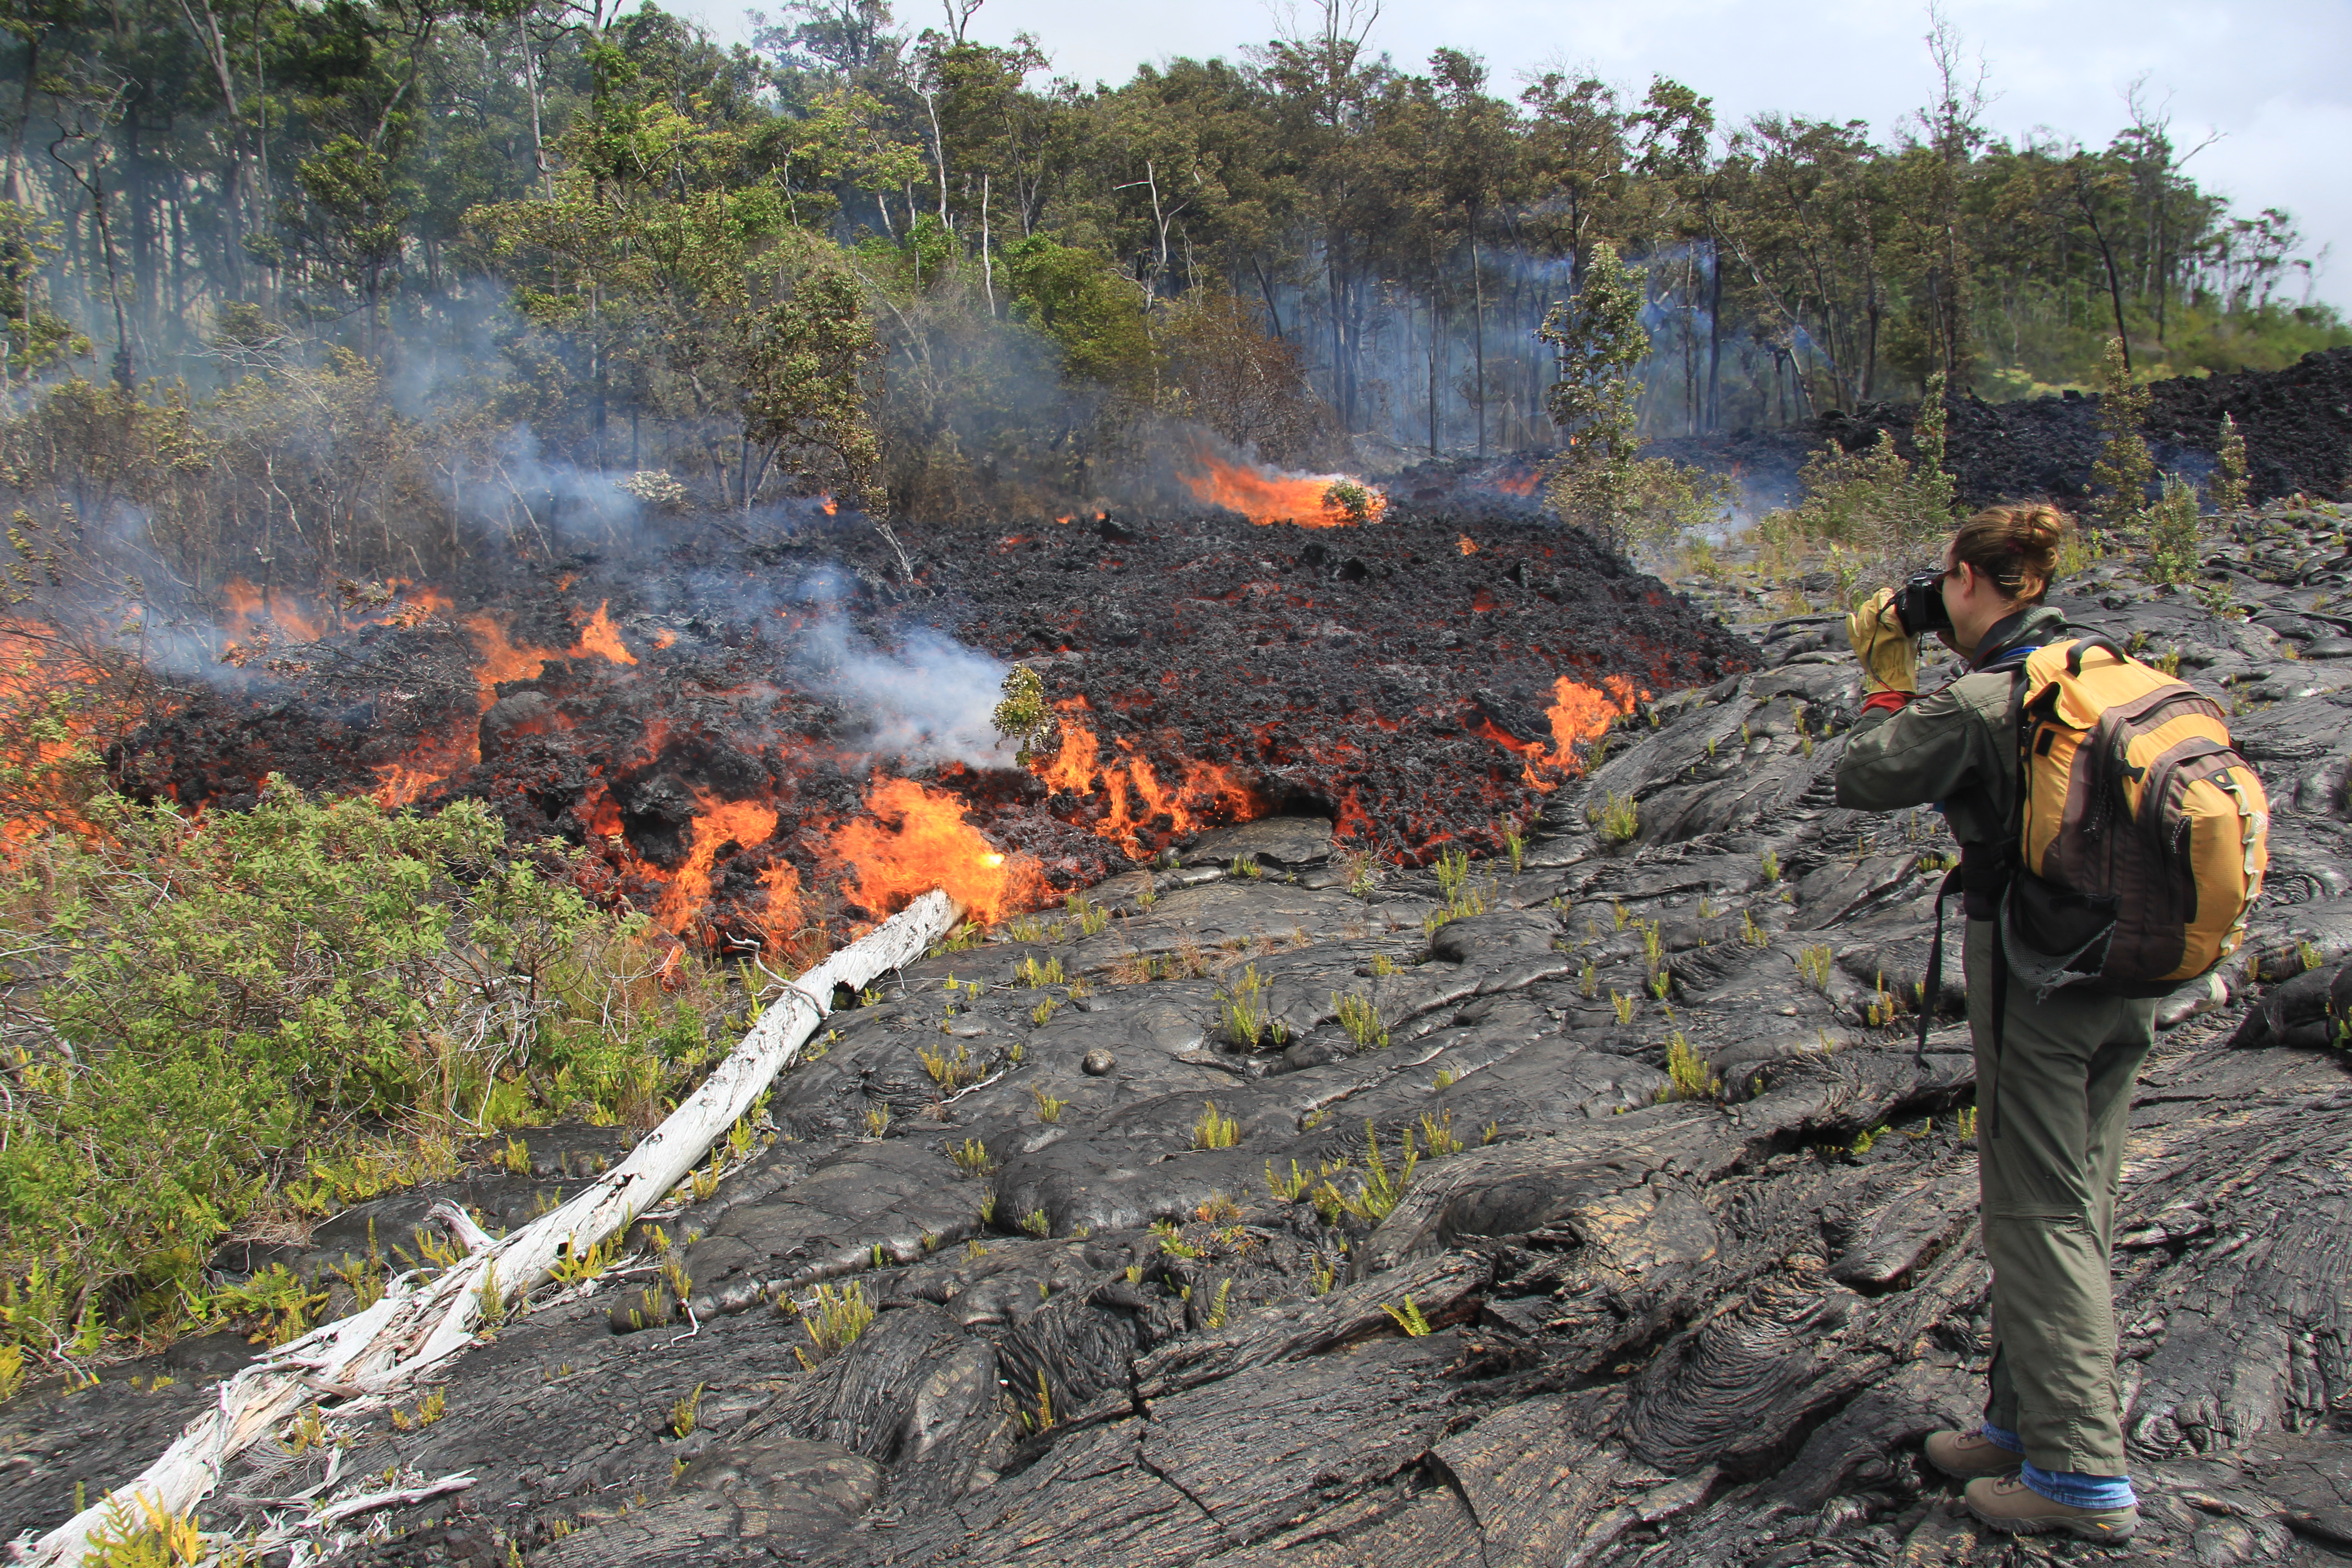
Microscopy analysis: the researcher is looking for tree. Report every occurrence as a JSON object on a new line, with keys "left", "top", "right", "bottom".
{"left": 2089, "top": 333, "right": 2154, "bottom": 533}
{"left": 1539, "top": 243, "right": 1728, "bottom": 557}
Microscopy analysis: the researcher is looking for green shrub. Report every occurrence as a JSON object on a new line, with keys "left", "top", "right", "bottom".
{"left": 2147, "top": 474, "right": 2204, "bottom": 585}
{"left": 1587, "top": 790, "right": 1638, "bottom": 844}
{"left": 0, "top": 778, "right": 725, "bottom": 1350}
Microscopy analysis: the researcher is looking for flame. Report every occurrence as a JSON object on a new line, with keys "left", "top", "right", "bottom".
{"left": 655, "top": 791, "right": 779, "bottom": 934}
{"left": 1491, "top": 470, "right": 1541, "bottom": 497}
{"left": 653, "top": 628, "right": 678, "bottom": 650}
{"left": 1537, "top": 675, "right": 1644, "bottom": 783}
{"left": 0, "top": 622, "right": 121, "bottom": 851}
{"left": 461, "top": 603, "right": 634, "bottom": 699}
{"left": 463, "top": 614, "right": 556, "bottom": 692}
{"left": 574, "top": 601, "right": 636, "bottom": 666}
{"left": 221, "top": 578, "right": 324, "bottom": 645}
{"left": 821, "top": 495, "right": 839, "bottom": 516}
{"left": 1034, "top": 699, "right": 1267, "bottom": 856}
{"left": 1459, "top": 535, "right": 1479, "bottom": 556}
{"left": 371, "top": 716, "right": 480, "bottom": 808}
{"left": 829, "top": 776, "right": 1042, "bottom": 925}
{"left": 1179, "top": 452, "right": 1387, "bottom": 528}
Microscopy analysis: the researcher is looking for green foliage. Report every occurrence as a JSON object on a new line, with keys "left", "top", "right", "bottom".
{"left": 951, "top": 1138, "right": 995, "bottom": 1177}
{"left": 2147, "top": 474, "right": 2205, "bottom": 585}
{"left": 791, "top": 1281, "right": 875, "bottom": 1365}
{"left": 669, "top": 1382, "right": 706, "bottom": 1438}
{"left": 1323, "top": 480, "right": 1376, "bottom": 524}
{"left": 1014, "top": 954, "right": 1066, "bottom": 988}
{"left": 1539, "top": 243, "right": 1732, "bottom": 557}
{"left": 1754, "top": 380, "right": 1957, "bottom": 578}
{"left": 1658, "top": 1032, "right": 1721, "bottom": 1102}
{"left": 1324, "top": 1121, "right": 1417, "bottom": 1224}
{"left": 1796, "top": 943, "right": 1836, "bottom": 991}
{"left": 1383, "top": 1296, "right": 1433, "bottom": 1337}
{"left": 1204, "top": 1276, "right": 1235, "bottom": 1329}
{"left": 920, "top": 1039, "right": 985, "bottom": 1092}
{"left": 1003, "top": 234, "right": 1156, "bottom": 392}
{"left": 1418, "top": 1109, "right": 1465, "bottom": 1156}
{"left": 1587, "top": 790, "right": 1639, "bottom": 844}
{"left": 1334, "top": 990, "right": 1388, "bottom": 1050}
{"left": 1218, "top": 964, "right": 1273, "bottom": 1048}
{"left": 991, "top": 666, "right": 1056, "bottom": 765}
{"left": 1192, "top": 1101, "right": 1240, "bottom": 1149}
{"left": 2091, "top": 336, "right": 2157, "bottom": 532}
{"left": 0, "top": 781, "right": 730, "bottom": 1348}
{"left": 2211, "top": 413, "right": 2249, "bottom": 512}
{"left": 1031, "top": 1085, "right": 1068, "bottom": 1123}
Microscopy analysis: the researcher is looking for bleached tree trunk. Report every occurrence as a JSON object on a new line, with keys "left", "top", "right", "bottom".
{"left": 15, "top": 890, "right": 961, "bottom": 1568}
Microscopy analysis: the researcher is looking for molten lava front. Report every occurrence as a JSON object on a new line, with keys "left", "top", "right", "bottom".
{"left": 108, "top": 492, "right": 1747, "bottom": 951}
{"left": 1179, "top": 451, "right": 1388, "bottom": 527}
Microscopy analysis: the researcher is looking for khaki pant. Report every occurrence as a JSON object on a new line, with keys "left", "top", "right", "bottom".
{"left": 1964, "top": 919, "right": 2156, "bottom": 1477}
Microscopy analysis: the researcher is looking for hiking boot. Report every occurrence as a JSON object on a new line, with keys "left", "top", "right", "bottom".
{"left": 1923, "top": 1428, "right": 2021, "bottom": 1480}
{"left": 1965, "top": 1475, "right": 2139, "bottom": 1540}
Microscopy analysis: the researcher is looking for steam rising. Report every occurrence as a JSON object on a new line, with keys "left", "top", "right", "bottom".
{"left": 792, "top": 605, "right": 1016, "bottom": 770}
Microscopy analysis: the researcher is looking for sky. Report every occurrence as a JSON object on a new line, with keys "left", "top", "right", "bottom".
{"left": 672, "top": 0, "right": 2352, "bottom": 315}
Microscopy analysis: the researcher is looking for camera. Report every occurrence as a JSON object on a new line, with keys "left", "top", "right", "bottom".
{"left": 1894, "top": 570, "right": 1953, "bottom": 637}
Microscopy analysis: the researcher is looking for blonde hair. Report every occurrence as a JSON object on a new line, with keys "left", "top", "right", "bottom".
{"left": 1948, "top": 502, "right": 2069, "bottom": 602}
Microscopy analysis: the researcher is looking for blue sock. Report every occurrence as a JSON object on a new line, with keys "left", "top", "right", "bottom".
{"left": 2019, "top": 1462, "right": 2134, "bottom": 1509}
{"left": 1978, "top": 1421, "right": 2024, "bottom": 1454}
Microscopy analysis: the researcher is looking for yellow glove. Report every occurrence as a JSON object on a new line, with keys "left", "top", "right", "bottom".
{"left": 1847, "top": 587, "right": 1918, "bottom": 696}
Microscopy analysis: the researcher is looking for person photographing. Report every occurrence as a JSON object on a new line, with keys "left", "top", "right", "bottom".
{"left": 1834, "top": 503, "right": 2268, "bottom": 1541}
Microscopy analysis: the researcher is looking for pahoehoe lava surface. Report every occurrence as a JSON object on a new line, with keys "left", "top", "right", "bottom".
{"left": 15, "top": 502, "right": 2352, "bottom": 1566}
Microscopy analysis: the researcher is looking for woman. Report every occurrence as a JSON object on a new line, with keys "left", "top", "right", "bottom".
{"left": 1836, "top": 503, "right": 2147, "bottom": 1543}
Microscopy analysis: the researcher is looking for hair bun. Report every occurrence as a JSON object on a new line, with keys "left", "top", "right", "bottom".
{"left": 1951, "top": 502, "right": 2070, "bottom": 602}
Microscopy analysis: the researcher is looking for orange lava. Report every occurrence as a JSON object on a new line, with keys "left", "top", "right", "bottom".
{"left": 371, "top": 716, "right": 481, "bottom": 808}
{"left": 1179, "top": 452, "right": 1388, "bottom": 528}
{"left": 653, "top": 628, "right": 678, "bottom": 650}
{"left": 655, "top": 791, "right": 779, "bottom": 933}
{"left": 1034, "top": 699, "right": 1267, "bottom": 856}
{"left": 222, "top": 578, "right": 324, "bottom": 645}
{"left": 463, "top": 613, "right": 557, "bottom": 692}
{"left": 461, "top": 603, "right": 637, "bottom": 700}
{"left": 829, "top": 776, "right": 1042, "bottom": 925}
{"left": 0, "top": 622, "right": 119, "bottom": 852}
{"left": 574, "top": 601, "right": 636, "bottom": 666}
{"left": 1538, "top": 675, "right": 1644, "bottom": 784}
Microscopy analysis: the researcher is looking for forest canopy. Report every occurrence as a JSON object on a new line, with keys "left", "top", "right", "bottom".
{"left": 0, "top": 0, "right": 2342, "bottom": 554}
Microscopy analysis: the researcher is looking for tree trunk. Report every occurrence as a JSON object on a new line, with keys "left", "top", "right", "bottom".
{"left": 1470, "top": 217, "right": 1485, "bottom": 459}
{"left": 20, "top": 891, "right": 965, "bottom": 1568}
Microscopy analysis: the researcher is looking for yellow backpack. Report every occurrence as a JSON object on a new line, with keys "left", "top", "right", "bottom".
{"left": 2005, "top": 637, "right": 2270, "bottom": 997}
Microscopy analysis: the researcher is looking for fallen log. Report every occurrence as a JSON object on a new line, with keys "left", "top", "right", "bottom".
{"left": 15, "top": 889, "right": 960, "bottom": 1567}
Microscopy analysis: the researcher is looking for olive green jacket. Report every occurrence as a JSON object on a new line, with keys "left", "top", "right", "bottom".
{"left": 1833, "top": 603, "right": 2073, "bottom": 849}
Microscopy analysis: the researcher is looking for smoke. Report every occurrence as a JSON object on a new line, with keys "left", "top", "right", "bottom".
{"left": 445, "top": 424, "right": 655, "bottom": 550}
{"left": 792, "top": 610, "right": 1017, "bottom": 769}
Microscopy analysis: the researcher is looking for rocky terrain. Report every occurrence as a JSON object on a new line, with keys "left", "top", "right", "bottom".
{"left": 11, "top": 499, "right": 2351, "bottom": 1565}
{"left": 1633, "top": 347, "right": 2352, "bottom": 515}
